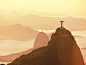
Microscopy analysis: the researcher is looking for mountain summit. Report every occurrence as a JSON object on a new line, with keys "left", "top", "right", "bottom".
{"left": 33, "top": 32, "right": 49, "bottom": 49}
{"left": 4, "top": 10, "right": 22, "bottom": 19}
{"left": 8, "top": 27, "right": 85, "bottom": 65}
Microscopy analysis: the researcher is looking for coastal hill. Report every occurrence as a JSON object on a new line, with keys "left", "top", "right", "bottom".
{"left": 0, "top": 32, "right": 49, "bottom": 62}
{"left": 0, "top": 24, "right": 38, "bottom": 41}
{"left": 33, "top": 32, "right": 49, "bottom": 49}
{"left": 8, "top": 27, "right": 85, "bottom": 65}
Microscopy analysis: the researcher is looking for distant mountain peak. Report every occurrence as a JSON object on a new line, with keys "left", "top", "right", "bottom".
{"left": 5, "top": 10, "right": 22, "bottom": 19}
{"left": 0, "top": 24, "right": 39, "bottom": 41}
{"left": 10, "top": 10, "right": 21, "bottom": 15}
{"left": 9, "top": 24, "right": 23, "bottom": 27}
{"left": 8, "top": 10, "right": 22, "bottom": 17}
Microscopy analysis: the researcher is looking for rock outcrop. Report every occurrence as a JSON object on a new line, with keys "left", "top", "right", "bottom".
{"left": 8, "top": 27, "right": 85, "bottom": 65}
{"left": 33, "top": 32, "right": 49, "bottom": 49}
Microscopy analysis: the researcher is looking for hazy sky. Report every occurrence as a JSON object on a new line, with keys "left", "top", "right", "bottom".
{"left": 0, "top": 0, "right": 86, "bottom": 14}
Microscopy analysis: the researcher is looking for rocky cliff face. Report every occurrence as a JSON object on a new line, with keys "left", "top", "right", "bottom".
{"left": 8, "top": 27, "right": 85, "bottom": 65}
{"left": 33, "top": 32, "right": 49, "bottom": 49}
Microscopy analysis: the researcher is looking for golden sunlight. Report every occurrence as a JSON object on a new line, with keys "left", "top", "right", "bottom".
{"left": 0, "top": 0, "right": 86, "bottom": 14}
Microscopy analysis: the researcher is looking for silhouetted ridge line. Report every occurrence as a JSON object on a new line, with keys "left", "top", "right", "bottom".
{"left": 8, "top": 27, "right": 85, "bottom": 65}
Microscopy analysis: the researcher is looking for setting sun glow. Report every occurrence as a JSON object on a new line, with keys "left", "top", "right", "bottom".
{"left": 0, "top": 0, "right": 86, "bottom": 17}
{"left": 0, "top": 0, "right": 86, "bottom": 14}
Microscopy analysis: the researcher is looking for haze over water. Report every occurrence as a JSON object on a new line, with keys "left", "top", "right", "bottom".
{"left": 0, "top": 39, "right": 35, "bottom": 56}
{"left": 0, "top": 30, "right": 86, "bottom": 55}
{"left": 0, "top": 0, "right": 86, "bottom": 64}
{"left": 0, "top": 30, "right": 86, "bottom": 64}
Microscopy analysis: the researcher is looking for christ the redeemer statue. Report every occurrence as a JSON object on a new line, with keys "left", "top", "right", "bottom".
{"left": 60, "top": 20, "right": 64, "bottom": 28}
